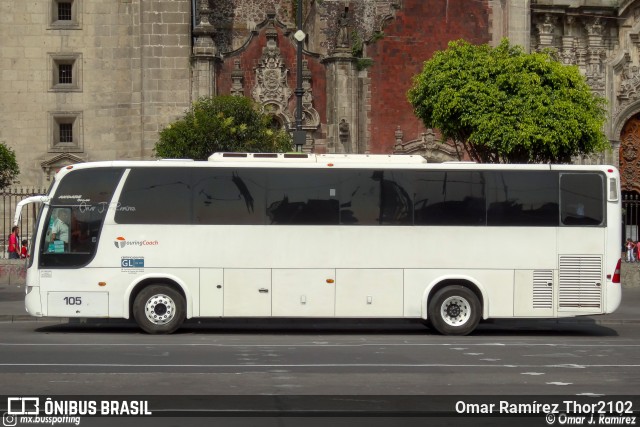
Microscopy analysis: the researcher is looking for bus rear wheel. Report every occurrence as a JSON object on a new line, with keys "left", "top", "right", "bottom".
{"left": 133, "top": 285, "right": 185, "bottom": 334}
{"left": 428, "top": 286, "right": 481, "bottom": 336}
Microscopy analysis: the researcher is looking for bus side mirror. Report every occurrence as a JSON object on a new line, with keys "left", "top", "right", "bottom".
{"left": 13, "top": 195, "right": 50, "bottom": 226}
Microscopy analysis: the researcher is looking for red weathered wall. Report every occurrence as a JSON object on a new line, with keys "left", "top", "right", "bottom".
{"left": 217, "top": 27, "right": 327, "bottom": 126}
{"left": 366, "top": 0, "right": 491, "bottom": 153}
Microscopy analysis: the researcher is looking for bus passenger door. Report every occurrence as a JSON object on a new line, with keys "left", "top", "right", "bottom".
{"left": 223, "top": 269, "right": 272, "bottom": 317}
{"left": 200, "top": 269, "right": 224, "bottom": 317}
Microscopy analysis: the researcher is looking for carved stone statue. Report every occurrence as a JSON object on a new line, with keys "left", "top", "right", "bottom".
{"left": 338, "top": 118, "right": 350, "bottom": 152}
{"left": 337, "top": 8, "right": 350, "bottom": 48}
{"left": 339, "top": 119, "right": 350, "bottom": 141}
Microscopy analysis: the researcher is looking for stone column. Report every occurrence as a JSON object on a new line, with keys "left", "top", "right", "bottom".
{"left": 191, "top": 0, "right": 219, "bottom": 99}
{"left": 322, "top": 50, "right": 359, "bottom": 153}
{"left": 583, "top": 17, "right": 606, "bottom": 98}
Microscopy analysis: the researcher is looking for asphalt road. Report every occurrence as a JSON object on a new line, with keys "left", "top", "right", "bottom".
{"left": 1, "top": 283, "right": 639, "bottom": 427}
{"left": 0, "top": 319, "right": 638, "bottom": 395}
{"left": 1, "top": 319, "right": 640, "bottom": 426}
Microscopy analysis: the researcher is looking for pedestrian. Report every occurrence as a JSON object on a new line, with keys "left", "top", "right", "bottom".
{"left": 626, "top": 238, "right": 636, "bottom": 263}
{"left": 20, "top": 239, "right": 29, "bottom": 259}
{"left": 7, "top": 226, "right": 20, "bottom": 259}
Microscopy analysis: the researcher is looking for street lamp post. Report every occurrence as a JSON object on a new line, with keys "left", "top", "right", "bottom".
{"left": 293, "top": 0, "right": 306, "bottom": 152}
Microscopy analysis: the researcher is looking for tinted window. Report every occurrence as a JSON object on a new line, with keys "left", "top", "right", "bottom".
{"left": 380, "top": 171, "right": 413, "bottom": 225}
{"left": 414, "top": 171, "right": 486, "bottom": 225}
{"left": 487, "top": 171, "right": 559, "bottom": 226}
{"left": 115, "top": 168, "right": 192, "bottom": 224}
{"left": 340, "top": 170, "right": 381, "bottom": 225}
{"left": 193, "top": 168, "right": 266, "bottom": 225}
{"left": 52, "top": 168, "right": 124, "bottom": 205}
{"left": 266, "top": 170, "right": 339, "bottom": 225}
{"left": 561, "top": 173, "right": 604, "bottom": 226}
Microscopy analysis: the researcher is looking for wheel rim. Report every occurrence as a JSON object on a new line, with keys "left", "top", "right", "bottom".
{"left": 440, "top": 295, "right": 471, "bottom": 327}
{"left": 144, "top": 293, "right": 176, "bottom": 325}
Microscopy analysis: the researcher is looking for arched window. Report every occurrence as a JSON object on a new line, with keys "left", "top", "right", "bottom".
{"left": 269, "top": 115, "right": 283, "bottom": 132}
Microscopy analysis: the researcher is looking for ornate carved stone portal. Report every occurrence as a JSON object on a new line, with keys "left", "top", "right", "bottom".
{"left": 249, "top": 21, "right": 320, "bottom": 138}
{"left": 393, "top": 127, "right": 460, "bottom": 162}
{"left": 251, "top": 23, "right": 293, "bottom": 123}
{"left": 620, "top": 114, "right": 640, "bottom": 192}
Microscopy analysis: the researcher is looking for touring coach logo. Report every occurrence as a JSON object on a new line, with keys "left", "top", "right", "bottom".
{"left": 114, "top": 237, "right": 159, "bottom": 248}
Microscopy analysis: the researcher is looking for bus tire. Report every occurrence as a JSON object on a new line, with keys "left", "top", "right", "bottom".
{"left": 133, "top": 285, "right": 185, "bottom": 334}
{"left": 428, "top": 286, "right": 481, "bottom": 336}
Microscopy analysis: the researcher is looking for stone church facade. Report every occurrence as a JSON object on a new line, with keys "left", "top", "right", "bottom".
{"left": 2, "top": 0, "right": 640, "bottom": 193}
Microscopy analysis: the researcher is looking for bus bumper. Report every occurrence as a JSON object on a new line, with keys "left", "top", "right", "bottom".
{"left": 25, "top": 286, "right": 43, "bottom": 317}
{"left": 605, "top": 282, "right": 622, "bottom": 314}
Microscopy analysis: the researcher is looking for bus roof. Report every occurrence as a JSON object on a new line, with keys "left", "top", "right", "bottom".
{"left": 49, "top": 155, "right": 619, "bottom": 182}
{"left": 207, "top": 152, "right": 428, "bottom": 164}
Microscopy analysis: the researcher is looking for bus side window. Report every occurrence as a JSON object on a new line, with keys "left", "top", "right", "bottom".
{"left": 560, "top": 173, "right": 604, "bottom": 226}
{"left": 193, "top": 168, "right": 267, "bottom": 225}
{"left": 414, "top": 171, "right": 485, "bottom": 226}
{"left": 340, "top": 170, "right": 381, "bottom": 225}
{"left": 266, "top": 170, "right": 339, "bottom": 225}
{"left": 115, "top": 168, "right": 192, "bottom": 224}
{"left": 486, "top": 171, "right": 559, "bottom": 226}
{"left": 69, "top": 208, "right": 102, "bottom": 253}
{"left": 379, "top": 171, "right": 413, "bottom": 225}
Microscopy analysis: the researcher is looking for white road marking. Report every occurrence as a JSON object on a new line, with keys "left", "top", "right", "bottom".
{"left": 0, "top": 342, "right": 636, "bottom": 347}
{"left": 0, "top": 363, "right": 637, "bottom": 368}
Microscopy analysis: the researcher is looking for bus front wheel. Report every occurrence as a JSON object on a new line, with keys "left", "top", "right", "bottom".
{"left": 133, "top": 285, "right": 185, "bottom": 334}
{"left": 428, "top": 286, "right": 481, "bottom": 336}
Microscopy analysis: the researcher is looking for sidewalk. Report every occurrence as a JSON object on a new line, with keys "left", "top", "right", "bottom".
{"left": 1, "top": 272, "right": 638, "bottom": 326}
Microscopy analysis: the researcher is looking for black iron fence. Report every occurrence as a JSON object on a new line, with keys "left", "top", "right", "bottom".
{"left": 623, "top": 192, "right": 640, "bottom": 247}
{"left": 1, "top": 187, "right": 47, "bottom": 259}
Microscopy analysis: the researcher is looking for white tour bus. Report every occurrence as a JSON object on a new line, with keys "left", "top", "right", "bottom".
{"left": 14, "top": 153, "right": 622, "bottom": 335}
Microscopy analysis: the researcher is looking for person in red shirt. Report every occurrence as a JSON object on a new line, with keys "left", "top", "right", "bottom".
{"left": 20, "top": 239, "right": 29, "bottom": 259}
{"left": 8, "top": 226, "right": 20, "bottom": 259}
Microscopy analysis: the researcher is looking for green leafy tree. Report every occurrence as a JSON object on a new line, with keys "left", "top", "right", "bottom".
{"left": 407, "top": 39, "right": 609, "bottom": 163}
{"left": 154, "top": 96, "right": 292, "bottom": 160}
{"left": 0, "top": 142, "right": 19, "bottom": 190}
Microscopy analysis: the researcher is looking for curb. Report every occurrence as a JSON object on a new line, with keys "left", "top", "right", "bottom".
{"left": 0, "top": 315, "right": 68, "bottom": 323}
{"left": 1, "top": 315, "right": 638, "bottom": 327}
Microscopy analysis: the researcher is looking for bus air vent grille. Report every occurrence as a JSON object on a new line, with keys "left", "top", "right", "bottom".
{"left": 533, "top": 270, "right": 553, "bottom": 309}
{"left": 558, "top": 256, "right": 602, "bottom": 309}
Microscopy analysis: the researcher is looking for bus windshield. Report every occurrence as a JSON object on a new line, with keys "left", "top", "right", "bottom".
{"left": 38, "top": 168, "right": 124, "bottom": 268}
